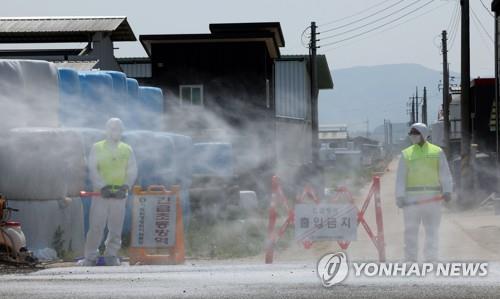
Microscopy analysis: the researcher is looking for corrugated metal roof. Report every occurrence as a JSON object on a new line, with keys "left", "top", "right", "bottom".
{"left": 52, "top": 60, "right": 98, "bottom": 71}
{"left": 319, "top": 124, "right": 347, "bottom": 131}
{"left": 319, "top": 131, "right": 348, "bottom": 140}
{"left": 0, "top": 16, "right": 136, "bottom": 42}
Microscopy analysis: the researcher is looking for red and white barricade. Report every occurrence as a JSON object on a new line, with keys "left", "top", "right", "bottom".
{"left": 264, "top": 176, "right": 386, "bottom": 263}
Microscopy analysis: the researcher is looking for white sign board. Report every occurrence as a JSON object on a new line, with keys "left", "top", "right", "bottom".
{"left": 132, "top": 194, "right": 176, "bottom": 248}
{"left": 295, "top": 203, "right": 357, "bottom": 241}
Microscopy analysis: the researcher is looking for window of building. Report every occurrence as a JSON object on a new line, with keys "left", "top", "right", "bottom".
{"left": 180, "top": 85, "right": 203, "bottom": 106}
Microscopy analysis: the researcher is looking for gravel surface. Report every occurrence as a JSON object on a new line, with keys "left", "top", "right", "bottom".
{"left": 0, "top": 263, "right": 42, "bottom": 275}
{"left": 0, "top": 261, "right": 499, "bottom": 298}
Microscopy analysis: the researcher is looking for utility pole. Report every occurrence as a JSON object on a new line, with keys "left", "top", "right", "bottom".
{"left": 415, "top": 87, "right": 419, "bottom": 123}
{"left": 422, "top": 86, "right": 428, "bottom": 125}
{"left": 309, "top": 21, "right": 323, "bottom": 192}
{"left": 411, "top": 96, "right": 415, "bottom": 124}
{"left": 442, "top": 30, "right": 451, "bottom": 156}
{"left": 384, "top": 119, "right": 388, "bottom": 145}
{"left": 460, "top": 0, "right": 472, "bottom": 200}
{"left": 310, "top": 21, "right": 319, "bottom": 165}
{"left": 389, "top": 121, "right": 393, "bottom": 145}
{"left": 495, "top": 6, "right": 500, "bottom": 168}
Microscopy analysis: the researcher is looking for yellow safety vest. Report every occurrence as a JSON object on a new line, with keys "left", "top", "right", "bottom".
{"left": 94, "top": 140, "right": 132, "bottom": 186}
{"left": 402, "top": 142, "right": 442, "bottom": 193}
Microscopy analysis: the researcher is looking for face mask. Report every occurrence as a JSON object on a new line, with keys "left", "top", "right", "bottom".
{"left": 107, "top": 126, "right": 122, "bottom": 142}
{"left": 409, "top": 134, "right": 422, "bottom": 144}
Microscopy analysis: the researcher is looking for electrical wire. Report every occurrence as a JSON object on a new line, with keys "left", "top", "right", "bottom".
{"left": 319, "top": 0, "right": 435, "bottom": 49}
{"left": 446, "top": 0, "right": 459, "bottom": 34}
{"left": 448, "top": 0, "right": 461, "bottom": 51}
{"left": 320, "top": 0, "right": 423, "bottom": 41}
{"left": 479, "top": 0, "right": 495, "bottom": 18}
{"left": 470, "top": 5, "right": 494, "bottom": 53}
{"left": 318, "top": 0, "right": 397, "bottom": 27}
{"left": 470, "top": 4, "right": 494, "bottom": 43}
{"left": 300, "top": 26, "right": 311, "bottom": 49}
{"left": 320, "top": 0, "right": 448, "bottom": 52}
{"left": 319, "top": 0, "right": 406, "bottom": 34}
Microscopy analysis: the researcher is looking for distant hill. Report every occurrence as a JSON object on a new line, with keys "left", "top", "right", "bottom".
{"left": 318, "top": 63, "right": 459, "bottom": 135}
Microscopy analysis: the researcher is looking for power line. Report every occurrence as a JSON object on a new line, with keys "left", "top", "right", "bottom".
{"left": 470, "top": 4, "right": 494, "bottom": 43}
{"left": 448, "top": 0, "right": 461, "bottom": 51}
{"left": 300, "top": 26, "right": 311, "bottom": 48}
{"left": 318, "top": 0, "right": 396, "bottom": 27}
{"left": 319, "top": 0, "right": 406, "bottom": 34}
{"left": 320, "top": 0, "right": 448, "bottom": 52}
{"left": 446, "top": 0, "right": 459, "bottom": 33}
{"left": 479, "top": 0, "right": 494, "bottom": 18}
{"left": 320, "top": 0, "right": 422, "bottom": 41}
{"left": 470, "top": 5, "right": 494, "bottom": 53}
{"left": 319, "top": 0, "right": 435, "bottom": 49}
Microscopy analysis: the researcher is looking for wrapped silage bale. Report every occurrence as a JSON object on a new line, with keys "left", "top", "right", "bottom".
{"left": 0, "top": 127, "right": 86, "bottom": 200}
{"left": 125, "top": 78, "right": 139, "bottom": 128}
{"left": 138, "top": 86, "right": 164, "bottom": 131}
{"left": 122, "top": 130, "right": 161, "bottom": 235}
{"left": 104, "top": 71, "right": 128, "bottom": 121}
{"left": 66, "top": 128, "right": 105, "bottom": 235}
{"left": 78, "top": 71, "right": 113, "bottom": 128}
{"left": 192, "top": 143, "right": 234, "bottom": 178}
{"left": 147, "top": 133, "right": 176, "bottom": 188}
{"left": 58, "top": 68, "right": 83, "bottom": 127}
{"left": 155, "top": 132, "right": 193, "bottom": 228}
{"left": 0, "top": 127, "right": 88, "bottom": 259}
{"left": 8, "top": 198, "right": 85, "bottom": 259}
{"left": 121, "top": 131, "right": 185, "bottom": 234}
{"left": 123, "top": 130, "right": 156, "bottom": 188}
{"left": 0, "top": 59, "right": 59, "bottom": 130}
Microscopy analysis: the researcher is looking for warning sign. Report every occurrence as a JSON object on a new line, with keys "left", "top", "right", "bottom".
{"left": 294, "top": 203, "right": 358, "bottom": 241}
{"left": 132, "top": 194, "right": 177, "bottom": 248}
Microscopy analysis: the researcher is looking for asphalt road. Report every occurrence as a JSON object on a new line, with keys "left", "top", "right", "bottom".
{"left": 0, "top": 261, "right": 499, "bottom": 299}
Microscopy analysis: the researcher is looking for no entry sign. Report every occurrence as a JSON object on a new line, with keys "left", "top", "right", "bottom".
{"left": 294, "top": 203, "right": 358, "bottom": 241}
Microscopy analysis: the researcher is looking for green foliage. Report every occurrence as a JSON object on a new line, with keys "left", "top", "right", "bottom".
{"left": 186, "top": 216, "right": 270, "bottom": 259}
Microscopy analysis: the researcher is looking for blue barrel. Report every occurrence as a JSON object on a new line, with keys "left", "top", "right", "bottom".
{"left": 126, "top": 78, "right": 140, "bottom": 129}
{"left": 67, "top": 128, "right": 105, "bottom": 235}
{"left": 193, "top": 143, "right": 234, "bottom": 177}
{"left": 104, "top": 71, "right": 127, "bottom": 121}
{"left": 127, "top": 78, "right": 139, "bottom": 99}
{"left": 58, "top": 68, "right": 81, "bottom": 127}
{"left": 78, "top": 72, "right": 113, "bottom": 128}
{"left": 138, "top": 86, "right": 164, "bottom": 131}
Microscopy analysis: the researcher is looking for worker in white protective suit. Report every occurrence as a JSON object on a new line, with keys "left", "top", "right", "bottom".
{"left": 395, "top": 123, "right": 453, "bottom": 262}
{"left": 82, "top": 118, "right": 137, "bottom": 266}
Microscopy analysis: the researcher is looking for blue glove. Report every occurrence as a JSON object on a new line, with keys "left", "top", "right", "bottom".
{"left": 396, "top": 197, "right": 405, "bottom": 208}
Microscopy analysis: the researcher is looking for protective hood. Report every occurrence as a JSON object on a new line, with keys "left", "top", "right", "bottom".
{"left": 410, "top": 122, "right": 429, "bottom": 139}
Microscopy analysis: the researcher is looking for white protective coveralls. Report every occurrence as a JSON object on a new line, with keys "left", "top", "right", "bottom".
{"left": 83, "top": 118, "right": 138, "bottom": 265}
{"left": 395, "top": 123, "right": 453, "bottom": 261}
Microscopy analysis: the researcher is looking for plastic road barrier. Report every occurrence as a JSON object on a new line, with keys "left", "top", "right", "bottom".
{"left": 264, "top": 176, "right": 386, "bottom": 263}
{"left": 129, "top": 185, "right": 185, "bottom": 265}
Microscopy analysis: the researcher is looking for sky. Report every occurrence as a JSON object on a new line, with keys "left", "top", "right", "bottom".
{"left": 1, "top": 0, "right": 496, "bottom": 77}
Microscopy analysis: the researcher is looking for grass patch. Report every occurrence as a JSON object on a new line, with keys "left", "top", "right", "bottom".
{"left": 186, "top": 215, "right": 271, "bottom": 259}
